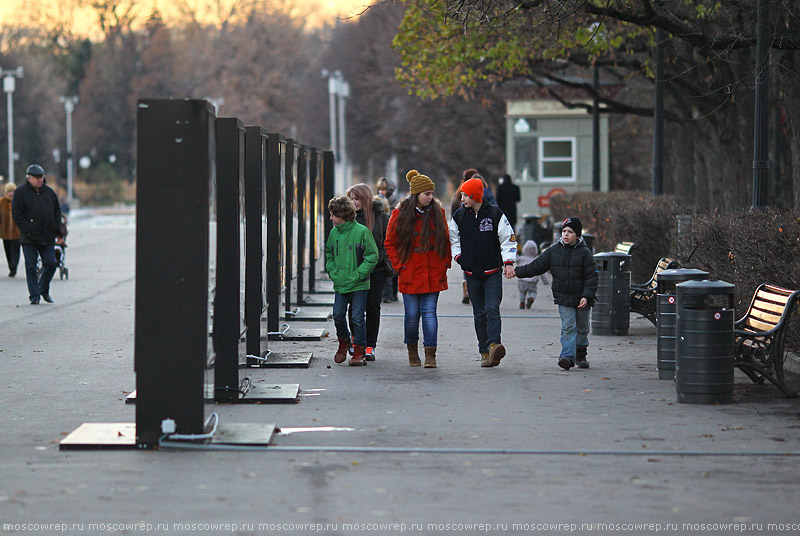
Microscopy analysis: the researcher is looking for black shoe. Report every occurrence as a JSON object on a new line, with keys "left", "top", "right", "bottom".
{"left": 8, "top": 272, "right": 15, "bottom": 277}
{"left": 42, "top": 294, "right": 54, "bottom": 303}
{"left": 30, "top": 297, "right": 40, "bottom": 305}
{"left": 576, "top": 346, "right": 589, "bottom": 368}
{"left": 558, "top": 357, "right": 574, "bottom": 370}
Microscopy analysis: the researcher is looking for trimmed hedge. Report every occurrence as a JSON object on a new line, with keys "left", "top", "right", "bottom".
{"left": 550, "top": 191, "right": 688, "bottom": 283}
{"left": 551, "top": 192, "right": 800, "bottom": 354}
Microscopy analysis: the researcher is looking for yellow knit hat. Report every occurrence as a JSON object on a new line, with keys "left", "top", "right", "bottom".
{"left": 406, "top": 169, "right": 435, "bottom": 195}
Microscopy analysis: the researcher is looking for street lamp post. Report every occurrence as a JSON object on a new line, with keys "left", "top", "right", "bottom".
{"left": 337, "top": 75, "right": 350, "bottom": 191}
{"left": 60, "top": 96, "right": 78, "bottom": 202}
{"left": 322, "top": 69, "right": 350, "bottom": 194}
{"left": 2, "top": 67, "right": 23, "bottom": 184}
{"left": 326, "top": 74, "right": 338, "bottom": 158}
{"left": 751, "top": 0, "right": 770, "bottom": 210}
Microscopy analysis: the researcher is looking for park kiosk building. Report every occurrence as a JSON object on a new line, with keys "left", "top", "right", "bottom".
{"left": 506, "top": 99, "right": 610, "bottom": 216}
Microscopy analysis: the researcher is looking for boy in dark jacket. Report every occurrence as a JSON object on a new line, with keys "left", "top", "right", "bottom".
{"left": 325, "top": 195, "right": 378, "bottom": 366}
{"left": 512, "top": 217, "right": 598, "bottom": 370}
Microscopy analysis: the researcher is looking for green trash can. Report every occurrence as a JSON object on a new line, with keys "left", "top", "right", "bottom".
{"left": 656, "top": 268, "right": 709, "bottom": 380}
{"left": 675, "top": 280, "right": 735, "bottom": 404}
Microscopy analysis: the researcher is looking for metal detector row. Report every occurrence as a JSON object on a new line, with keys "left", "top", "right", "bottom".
{"left": 61, "top": 99, "right": 335, "bottom": 449}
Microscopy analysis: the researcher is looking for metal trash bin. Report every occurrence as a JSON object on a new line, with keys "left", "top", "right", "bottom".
{"left": 582, "top": 232, "right": 595, "bottom": 252}
{"left": 676, "top": 280, "right": 735, "bottom": 404}
{"left": 656, "top": 269, "right": 709, "bottom": 380}
{"left": 591, "top": 252, "right": 631, "bottom": 336}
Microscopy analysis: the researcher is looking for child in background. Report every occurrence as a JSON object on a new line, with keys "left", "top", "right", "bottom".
{"left": 346, "top": 183, "right": 391, "bottom": 361}
{"left": 325, "top": 195, "right": 379, "bottom": 366}
{"left": 516, "top": 240, "right": 550, "bottom": 309}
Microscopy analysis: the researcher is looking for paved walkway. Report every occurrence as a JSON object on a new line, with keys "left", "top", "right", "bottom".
{"left": 1, "top": 224, "right": 798, "bottom": 535}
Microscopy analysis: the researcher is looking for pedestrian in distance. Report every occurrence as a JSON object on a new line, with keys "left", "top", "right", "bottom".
{"left": 385, "top": 170, "right": 451, "bottom": 368}
{"left": 11, "top": 165, "right": 62, "bottom": 304}
{"left": 0, "top": 182, "right": 21, "bottom": 277}
{"left": 512, "top": 217, "right": 598, "bottom": 370}
{"left": 375, "top": 177, "right": 398, "bottom": 212}
{"left": 325, "top": 195, "right": 379, "bottom": 366}
{"left": 450, "top": 176, "right": 470, "bottom": 305}
{"left": 375, "top": 177, "right": 399, "bottom": 303}
{"left": 516, "top": 240, "right": 550, "bottom": 309}
{"left": 449, "top": 177, "right": 517, "bottom": 368}
{"left": 496, "top": 173, "right": 521, "bottom": 231}
{"left": 346, "top": 183, "right": 393, "bottom": 361}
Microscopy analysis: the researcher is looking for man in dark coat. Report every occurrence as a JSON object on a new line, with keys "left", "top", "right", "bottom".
{"left": 12, "top": 164, "right": 62, "bottom": 304}
{"left": 496, "top": 174, "right": 521, "bottom": 230}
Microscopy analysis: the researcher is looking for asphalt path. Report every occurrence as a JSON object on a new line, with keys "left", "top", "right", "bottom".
{"left": 1, "top": 217, "right": 798, "bottom": 535}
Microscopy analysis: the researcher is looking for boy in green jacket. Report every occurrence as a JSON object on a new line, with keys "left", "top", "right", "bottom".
{"left": 326, "top": 195, "right": 379, "bottom": 366}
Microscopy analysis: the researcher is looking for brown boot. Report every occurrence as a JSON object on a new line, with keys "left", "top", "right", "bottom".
{"left": 526, "top": 297, "right": 535, "bottom": 309}
{"left": 424, "top": 346, "right": 437, "bottom": 368}
{"left": 519, "top": 301, "right": 525, "bottom": 309}
{"left": 480, "top": 352, "right": 492, "bottom": 367}
{"left": 461, "top": 280, "right": 470, "bottom": 304}
{"left": 349, "top": 345, "right": 367, "bottom": 366}
{"left": 489, "top": 342, "right": 506, "bottom": 367}
{"left": 407, "top": 343, "right": 421, "bottom": 366}
{"left": 334, "top": 338, "right": 350, "bottom": 364}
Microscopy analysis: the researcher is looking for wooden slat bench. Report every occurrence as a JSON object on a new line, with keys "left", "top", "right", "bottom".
{"left": 614, "top": 242, "right": 637, "bottom": 255}
{"left": 734, "top": 284, "right": 800, "bottom": 397}
{"left": 629, "top": 257, "right": 680, "bottom": 325}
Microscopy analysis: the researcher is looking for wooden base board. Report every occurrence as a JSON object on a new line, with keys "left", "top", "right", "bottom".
{"left": 60, "top": 422, "right": 276, "bottom": 450}
{"left": 242, "top": 351, "right": 313, "bottom": 368}
{"left": 60, "top": 423, "right": 137, "bottom": 450}
{"left": 125, "top": 383, "right": 300, "bottom": 404}
{"left": 281, "top": 311, "right": 331, "bottom": 322}
{"left": 266, "top": 328, "right": 327, "bottom": 341}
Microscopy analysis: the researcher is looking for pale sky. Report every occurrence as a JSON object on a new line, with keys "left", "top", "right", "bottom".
{"left": 0, "top": 0, "right": 375, "bottom": 34}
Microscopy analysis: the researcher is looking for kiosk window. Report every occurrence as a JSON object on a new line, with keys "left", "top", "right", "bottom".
{"left": 514, "top": 136, "right": 537, "bottom": 182}
{"left": 539, "top": 137, "right": 575, "bottom": 181}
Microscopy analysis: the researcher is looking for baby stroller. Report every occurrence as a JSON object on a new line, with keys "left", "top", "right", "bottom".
{"left": 35, "top": 216, "right": 69, "bottom": 280}
{"left": 55, "top": 231, "right": 68, "bottom": 280}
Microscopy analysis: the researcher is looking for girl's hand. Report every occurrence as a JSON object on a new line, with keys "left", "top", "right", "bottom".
{"left": 578, "top": 297, "right": 588, "bottom": 309}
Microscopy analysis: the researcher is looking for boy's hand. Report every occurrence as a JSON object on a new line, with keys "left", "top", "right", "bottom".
{"left": 578, "top": 297, "right": 588, "bottom": 309}
{"left": 504, "top": 265, "right": 515, "bottom": 279}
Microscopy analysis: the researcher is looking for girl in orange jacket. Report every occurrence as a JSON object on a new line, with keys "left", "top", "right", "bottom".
{"left": 385, "top": 170, "right": 451, "bottom": 368}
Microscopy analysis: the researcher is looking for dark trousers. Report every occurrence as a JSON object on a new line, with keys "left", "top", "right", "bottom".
{"left": 3, "top": 239, "right": 20, "bottom": 275}
{"left": 466, "top": 271, "right": 504, "bottom": 353}
{"left": 382, "top": 272, "right": 398, "bottom": 302}
{"left": 22, "top": 243, "right": 56, "bottom": 300}
{"left": 349, "top": 269, "right": 388, "bottom": 348}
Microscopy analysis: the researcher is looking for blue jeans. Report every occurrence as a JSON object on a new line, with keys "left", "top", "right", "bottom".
{"left": 558, "top": 305, "right": 590, "bottom": 362}
{"left": 466, "top": 272, "right": 503, "bottom": 353}
{"left": 22, "top": 243, "right": 56, "bottom": 300}
{"left": 333, "top": 290, "right": 367, "bottom": 346}
{"left": 402, "top": 292, "right": 440, "bottom": 347}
